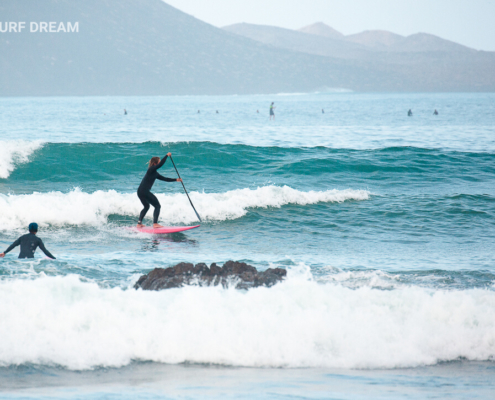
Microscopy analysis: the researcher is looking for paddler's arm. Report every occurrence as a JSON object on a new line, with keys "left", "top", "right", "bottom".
{"left": 38, "top": 239, "right": 56, "bottom": 260}
{"left": 151, "top": 152, "right": 172, "bottom": 171}
{"left": 0, "top": 237, "right": 21, "bottom": 257}
{"left": 156, "top": 173, "right": 181, "bottom": 183}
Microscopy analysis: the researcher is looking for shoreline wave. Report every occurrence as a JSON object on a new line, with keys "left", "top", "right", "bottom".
{"left": 0, "top": 268, "right": 493, "bottom": 371}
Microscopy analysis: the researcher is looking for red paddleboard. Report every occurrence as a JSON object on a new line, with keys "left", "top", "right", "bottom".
{"left": 132, "top": 225, "right": 200, "bottom": 234}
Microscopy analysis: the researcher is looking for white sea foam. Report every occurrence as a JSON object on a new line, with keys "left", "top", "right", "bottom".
{"left": 0, "top": 267, "right": 494, "bottom": 370}
{"left": 0, "top": 186, "right": 370, "bottom": 229}
{"left": 0, "top": 140, "right": 43, "bottom": 179}
{"left": 318, "top": 267, "right": 402, "bottom": 290}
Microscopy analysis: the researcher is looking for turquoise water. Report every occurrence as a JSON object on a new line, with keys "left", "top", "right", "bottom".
{"left": 0, "top": 93, "right": 494, "bottom": 399}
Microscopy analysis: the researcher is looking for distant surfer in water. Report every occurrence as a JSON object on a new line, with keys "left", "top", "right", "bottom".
{"left": 434, "top": 109, "right": 439, "bottom": 115}
{"left": 408, "top": 109, "right": 413, "bottom": 117}
{"left": 0, "top": 223, "right": 56, "bottom": 259}
{"left": 270, "top": 102, "right": 275, "bottom": 120}
{"left": 137, "top": 153, "right": 182, "bottom": 228}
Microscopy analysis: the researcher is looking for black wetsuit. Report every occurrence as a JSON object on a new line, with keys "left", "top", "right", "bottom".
{"left": 137, "top": 155, "right": 176, "bottom": 224}
{"left": 3, "top": 233, "right": 56, "bottom": 259}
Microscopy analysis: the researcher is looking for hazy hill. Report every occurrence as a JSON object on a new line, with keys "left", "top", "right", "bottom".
{"left": 346, "top": 30, "right": 404, "bottom": 48}
{"left": 301, "top": 23, "right": 474, "bottom": 53}
{"left": 298, "top": 22, "right": 344, "bottom": 39}
{"left": 387, "top": 33, "right": 475, "bottom": 53}
{"left": 1, "top": 1, "right": 494, "bottom": 95}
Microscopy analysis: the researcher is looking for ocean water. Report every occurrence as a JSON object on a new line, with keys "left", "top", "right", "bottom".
{"left": 0, "top": 92, "right": 494, "bottom": 399}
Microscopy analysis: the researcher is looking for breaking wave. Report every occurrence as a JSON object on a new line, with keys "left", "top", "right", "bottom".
{"left": 0, "top": 186, "right": 370, "bottom": 229}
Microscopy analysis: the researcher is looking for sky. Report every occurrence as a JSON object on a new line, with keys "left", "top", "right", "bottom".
{"left": 165, "top": 0, "right": 495, "bottom": 51}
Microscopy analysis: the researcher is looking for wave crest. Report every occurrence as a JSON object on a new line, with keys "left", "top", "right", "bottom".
{"left": 0, "top": 140, "right": 44, "bottom": 179}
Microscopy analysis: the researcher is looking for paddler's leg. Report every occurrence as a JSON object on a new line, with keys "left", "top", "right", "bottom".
{"left": 137, "top": 190, "right": 150, "bottom": 227}
{"left": 147, "top": 192, "right": 163, "bottom": 228}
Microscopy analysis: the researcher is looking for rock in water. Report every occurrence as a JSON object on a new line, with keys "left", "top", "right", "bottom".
{"left": 134, "top": 260, "right": 286, "bottom": 290}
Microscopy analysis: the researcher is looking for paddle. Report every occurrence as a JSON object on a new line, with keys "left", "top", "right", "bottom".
{"left": 170, "top": 155, "right": 202, "bottom": 223}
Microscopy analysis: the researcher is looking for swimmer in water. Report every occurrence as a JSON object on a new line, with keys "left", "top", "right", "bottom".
{"left": 137, "top": 153, "right": 182, "bottom": 228}
{"left": 0, "top": 223, "right": 55, "bottom": 259}
{"left": 270, "top": 102, "right": 275, "bottom": 120}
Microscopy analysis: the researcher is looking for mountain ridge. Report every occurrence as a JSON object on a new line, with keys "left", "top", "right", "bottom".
{"left": 229, "top": 21, "right": 477, "bottom": 53}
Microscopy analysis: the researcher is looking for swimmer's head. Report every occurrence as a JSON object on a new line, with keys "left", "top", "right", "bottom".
{"left": 149, "top": 157, "right": 160, "bottom": 167}
{"left": 29, "top": 222, "right": 38, "bottom": 233}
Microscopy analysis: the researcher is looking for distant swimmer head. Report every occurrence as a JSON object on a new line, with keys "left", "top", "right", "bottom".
{"left": 149, "top": 157, "right": 160, "bottom": 168}
{"left": 28, "top": 222, "right": 38, "bottom": 233}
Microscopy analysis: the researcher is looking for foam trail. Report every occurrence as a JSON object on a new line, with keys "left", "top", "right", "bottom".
{"left": 0, "top": 271, "right": 494, "bottom": 370}
{"left": 0, "top": 186, "right": 370, "bottom": 229}
{"left": 0, "top": 140, "right": 43, "bottom": 179}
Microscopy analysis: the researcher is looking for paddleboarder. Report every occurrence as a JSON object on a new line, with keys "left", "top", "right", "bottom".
{"left": 0, "top": 223, "right": 56, "bottom": 259}
{"left": 137, "top": 153, "right": 182, "bottom": 229}
{"left": 270, "top": 102, "right": 276, "bottom": 120}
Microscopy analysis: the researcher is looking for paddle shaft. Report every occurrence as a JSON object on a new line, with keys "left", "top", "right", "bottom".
{"left": 170, "top": 155, "right": 202, "bottom": 222}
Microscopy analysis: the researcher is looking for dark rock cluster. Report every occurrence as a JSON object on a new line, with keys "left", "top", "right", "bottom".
{"left": 134, "top": 260, "right": 287, "bottom": 290}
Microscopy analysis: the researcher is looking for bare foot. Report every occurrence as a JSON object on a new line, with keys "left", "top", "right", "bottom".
{"left": 153, "top": 223, "right": 164, "bottom": 228}
{"left": 137, "top": 223, "right": 145, "bottom": 228}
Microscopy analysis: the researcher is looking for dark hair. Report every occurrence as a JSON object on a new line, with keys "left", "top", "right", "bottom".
{"left": 28, "top": 222, "right": 38, "bottom": 233}
{"left": 149, "top": 157, "right": 160, "bottom": 168}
